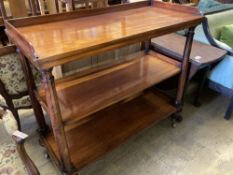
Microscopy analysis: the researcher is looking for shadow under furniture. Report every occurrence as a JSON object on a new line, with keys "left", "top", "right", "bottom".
{"left": 4, "top": 1, "right": 203, "bottom": 174}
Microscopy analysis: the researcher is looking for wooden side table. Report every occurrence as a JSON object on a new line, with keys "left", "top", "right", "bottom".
{"left": 152, "top": 33, "right": 227, "bottom": 106}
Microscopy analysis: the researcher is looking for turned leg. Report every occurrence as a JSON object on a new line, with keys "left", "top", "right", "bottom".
{"left": 224, "top": 96, "right": 233, "bottom": 120}
{"left": 171, "top": 113, "right": 183, "bottom": 128}
{"left": 17, "top": 49, "right": 48, "bottom": 133}
{"left": 172, "top": 27, "right": 195, "bottom": 126}
{"left": 175, "top": 27, "right": 195, "bottom": 107}
{"left": 42, "top": 70, "right": 74, "bottom": 173}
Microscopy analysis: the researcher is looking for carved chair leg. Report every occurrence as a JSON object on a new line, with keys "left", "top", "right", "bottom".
{"left": 12, "top": 131, "right": 40, "bottom": 175}
{"left": 224, "top": 96, "right": 233, "bottom": 120}
{"left": 9, "top": 108, "right": 21, "bottom": 131}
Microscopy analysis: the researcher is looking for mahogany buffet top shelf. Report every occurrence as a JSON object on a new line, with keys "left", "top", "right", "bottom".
{"left": 5, "top": 1, "right": 203, "bottom": 69}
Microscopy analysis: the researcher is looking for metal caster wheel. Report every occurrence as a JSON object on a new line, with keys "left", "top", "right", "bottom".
{"left": 171, "top": 122, "right": 177, "bottom": 128}
{"left": 44, "top": 152, "right": 50, "bottom": 159}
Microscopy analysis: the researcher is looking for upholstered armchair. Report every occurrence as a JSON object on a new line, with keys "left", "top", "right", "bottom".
{"left": 193, "top": 5, "right": 233, "bottom": 119}
{"left": 0, "top": 45, "right": 41, "bottom": 130}
{"left": 0, "top": 109, "right": 40, "bottom": 175}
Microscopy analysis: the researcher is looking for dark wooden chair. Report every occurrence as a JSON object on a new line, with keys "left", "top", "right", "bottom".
{"left": 0, "top": 109, "right": 40, "bottom": 175}
{"left": 0, "top": 45, "right": 41, "bottom": 130}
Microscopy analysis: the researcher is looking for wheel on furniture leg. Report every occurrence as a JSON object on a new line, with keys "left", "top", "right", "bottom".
{"left": 171, "top": 121, "right": 177, "bottom": 128}
{"left": 44, "top": 152, "right": 50, "bottom": 159}
{"left": 170, "top": 116, "right": 177, "bottom": 128}
{"left": 175, "top": 115, "right": 183, "bottom": 123}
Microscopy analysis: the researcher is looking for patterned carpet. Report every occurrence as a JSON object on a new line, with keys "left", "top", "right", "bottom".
{"left": 0, "top": 143, "right": 26, "bottom": 175}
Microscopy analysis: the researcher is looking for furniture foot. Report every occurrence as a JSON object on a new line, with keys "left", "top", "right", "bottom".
{"left": 224, "top": 96, "right": 233, "bottom": 120}
{"left": 171, "top": 114, "right": 183, "bottom": 128}
{"left": 44, "top": 152, "right": 50, "bottom": 159}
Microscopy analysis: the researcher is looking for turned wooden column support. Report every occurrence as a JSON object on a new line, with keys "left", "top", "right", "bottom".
{"left": 17, "top": 49, "right": 48, "bottom": 133}
{"left": 175, "top": 27, "right": 195, "bottom": 107}
{"left": 41, "top": 70, "right": 74, "bottom": 173}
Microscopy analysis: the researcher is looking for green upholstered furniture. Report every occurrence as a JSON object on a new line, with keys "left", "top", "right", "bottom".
{"left": 193, "top": 6, "right": 233, "bottom": 119}
{"left": 219, "top": 24, "right": 233, "bottom": 48}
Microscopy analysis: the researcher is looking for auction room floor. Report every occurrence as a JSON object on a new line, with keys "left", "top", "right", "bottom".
{"left": 1, "top": 89, "right": 233, "bottom": 175}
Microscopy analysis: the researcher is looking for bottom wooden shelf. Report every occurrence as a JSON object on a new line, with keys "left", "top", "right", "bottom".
{"left": 43, "top": 90, "right": 177, "bottom": 170}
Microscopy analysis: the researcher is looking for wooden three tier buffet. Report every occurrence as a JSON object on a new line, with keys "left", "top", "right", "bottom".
{"left": 4, "top": 1, "right": 203, "bottom": 174}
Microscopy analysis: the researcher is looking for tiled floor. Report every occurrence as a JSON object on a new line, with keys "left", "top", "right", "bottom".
{"left": 1, "top": 89, "right": 233, "bottom": 175}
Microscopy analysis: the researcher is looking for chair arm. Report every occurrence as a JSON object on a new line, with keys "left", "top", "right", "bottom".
{"left": 0, "top": 110, "right": 40, "bottom": 175}
{"left": 202, "top": 18, "right": 233, "bottom": 56}
{"left": 12, "top": 131, "right": 40, "bottom": 175}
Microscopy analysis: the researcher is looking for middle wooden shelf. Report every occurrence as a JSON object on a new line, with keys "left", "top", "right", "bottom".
{"left": 39, "top": 50, "right": 181, "bottom": 126}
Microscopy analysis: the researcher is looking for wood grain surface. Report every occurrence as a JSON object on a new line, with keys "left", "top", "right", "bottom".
{"left": 152, "top": 33, "right": 227, "bottom": 66}
{"left": 39, "top": 51, "right": 180, "bottom": 126}
{"left": 43, "top": 91, "right": 177, "bottom": 169}
{"left": 6, "top": 1, "right": 203, "bottom": 69}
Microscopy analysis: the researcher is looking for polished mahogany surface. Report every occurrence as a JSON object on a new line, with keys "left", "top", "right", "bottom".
{"left": 39, "top": 51, "right": 180, "bottom": 125}
{"left": 16, "top": 6, "right": 202, "bottom": 68}
{"left": 44, "top": 91, "right": 177, "bottom": 169}
{"left": 152, "top": 33, "right": 227, "bottom": 66}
